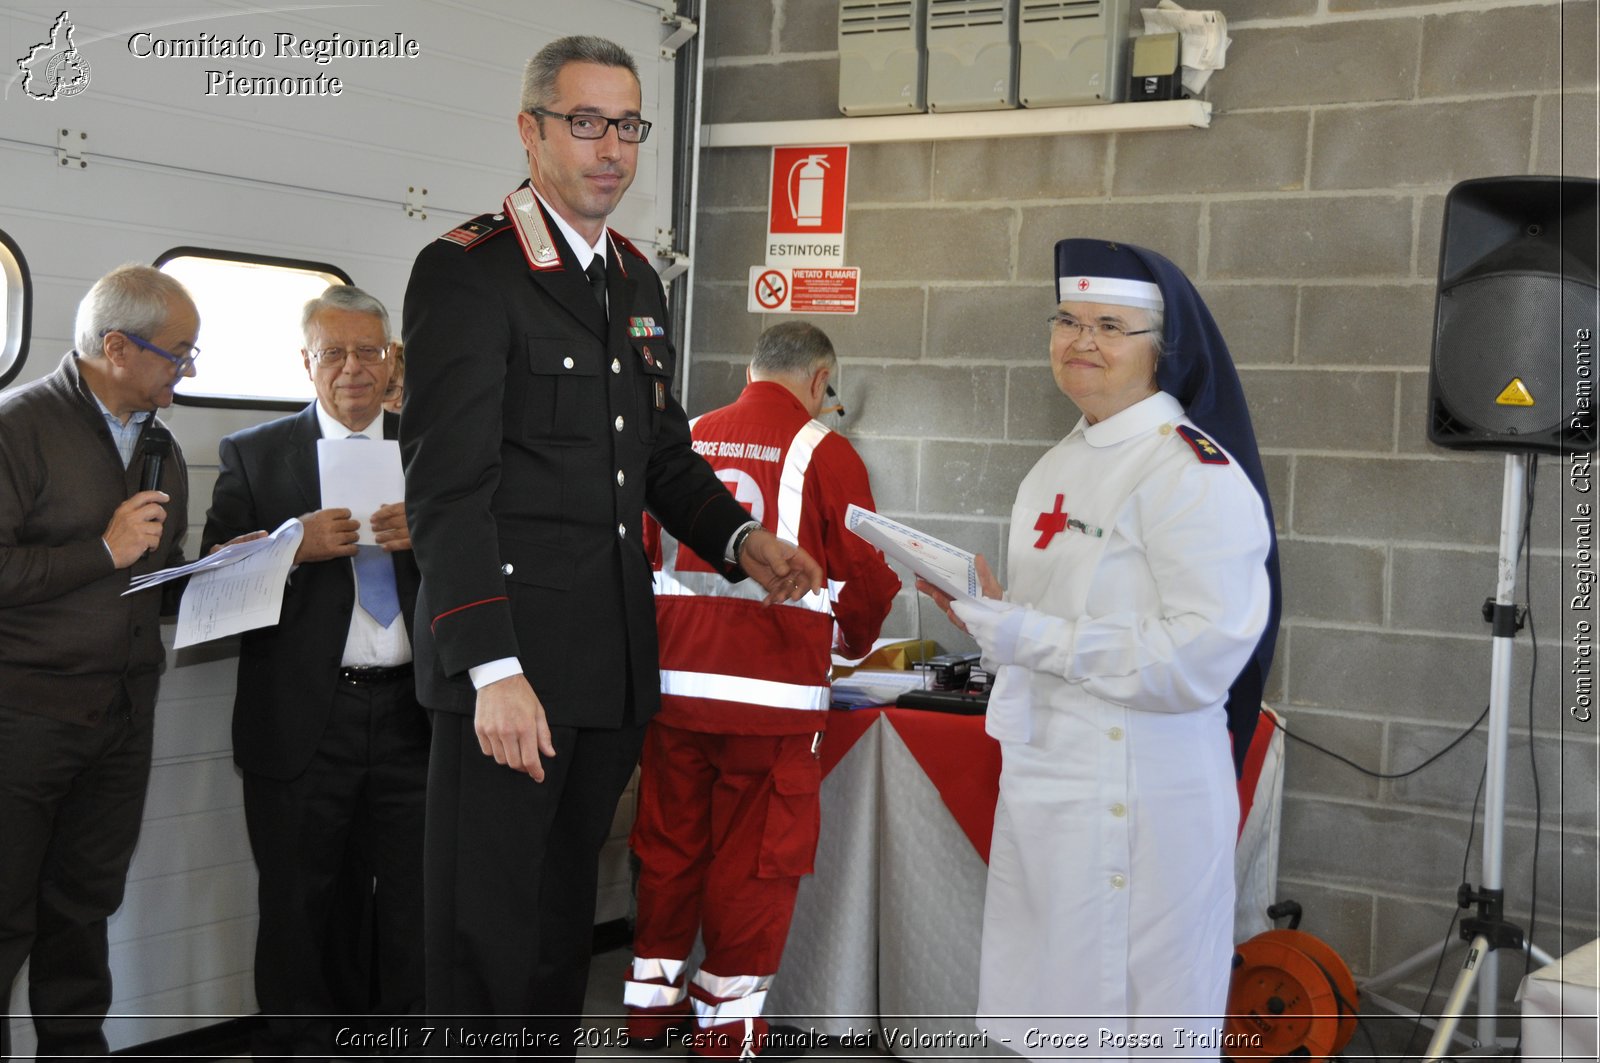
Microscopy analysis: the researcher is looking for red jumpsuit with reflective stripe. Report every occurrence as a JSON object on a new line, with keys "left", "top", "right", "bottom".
{"left": 628, "top": 382, "right": 899, "bottom": 1050}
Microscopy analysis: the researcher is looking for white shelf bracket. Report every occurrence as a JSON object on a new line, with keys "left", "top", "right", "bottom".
{"left": 660, "top": 11, "right": 698, "bottom": 58}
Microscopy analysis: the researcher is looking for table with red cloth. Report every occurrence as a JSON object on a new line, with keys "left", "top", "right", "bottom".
{"left": 762, "top": 706, "right": 1285, "bottom": 1057}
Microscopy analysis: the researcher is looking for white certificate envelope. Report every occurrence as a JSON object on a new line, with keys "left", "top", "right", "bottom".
{"left": 844, "top": 503, "right": 980, "bottom": 602}
{"left": 316, "top": 437, "right": 404, "bottom": 545}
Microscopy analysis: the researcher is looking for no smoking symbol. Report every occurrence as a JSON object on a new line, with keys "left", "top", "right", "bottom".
{"left": 755, "top": 270, "right": 788, "bottom": 309}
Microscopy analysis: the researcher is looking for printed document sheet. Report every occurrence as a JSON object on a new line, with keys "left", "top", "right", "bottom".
{"left": 844, "top": 504, "right": 980, "bottom": 601}
{"left": 173, "top": 519, "right": 304, "bottom": 647}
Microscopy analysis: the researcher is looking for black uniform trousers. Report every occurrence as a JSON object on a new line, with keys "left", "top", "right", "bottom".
{"left": 0, "top": 690, "right": 151, "bottom": 1059}
{"left": 242, "top": 673, "right": 428, "bottom": 1060}
{"left": 424, "top": 710, "right": 647, "bottom": 1059}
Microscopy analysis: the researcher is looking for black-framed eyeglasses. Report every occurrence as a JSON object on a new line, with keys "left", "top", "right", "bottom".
{"left": 104, "top": 329, "right": 199, "bottom": 374}
{"left": 310, "top": 345, "right": 390, "bottom": 369}
{"left": 530, "top": 107, "right": 652, "bottom": 143}
{"left": 1046, "top": 313, "right": 1155, "bottom": 343}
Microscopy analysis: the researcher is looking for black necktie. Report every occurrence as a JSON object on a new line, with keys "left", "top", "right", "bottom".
{"left": 585, "top": 258, "right": 607, "bottom": 314}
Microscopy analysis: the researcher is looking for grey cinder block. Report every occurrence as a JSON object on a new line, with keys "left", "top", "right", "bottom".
{"left": 1209, "top": 197, "right": 1415, "bottom": 281}
{"left": 1114, "top": 112, "right": 1309, "bottom": 197}
{"left": 1212, "top": 21, "right": 1421, "bottom": 110}
{"left": 1311, "top": 99, "right": 1536, "bottom": 192}
{"left": 933, "top": 134, "right": 1108, "bottom": 202}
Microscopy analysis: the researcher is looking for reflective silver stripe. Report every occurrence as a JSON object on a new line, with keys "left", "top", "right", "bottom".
{"left": 660, "top": 669, "right": 830, "bottom": 711}
{"left": 694, "top": 971, "right": 770, "bottom": 998}
{"left": 632, "top": 957, "right": 687, "bottom": 983}
{"left": 777, "top": 419, "right": 829, "bottom": 545}
{"left": 692, "top": 991, "right": 767, "bottom": 1022}
{"left": 624, "top": 980, "right": 686, "bottom": 1008}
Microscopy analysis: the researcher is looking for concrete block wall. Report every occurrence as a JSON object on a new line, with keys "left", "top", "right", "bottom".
{"left": 688, "top": 0, "right": 1599, "bottom": 1045}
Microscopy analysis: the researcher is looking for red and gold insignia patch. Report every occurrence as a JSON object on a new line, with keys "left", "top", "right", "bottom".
{"left": 1176, "top": 425, "right": 1229, "bottom": 465}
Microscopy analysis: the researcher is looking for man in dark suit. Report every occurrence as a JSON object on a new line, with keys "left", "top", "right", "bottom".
{"left": 399, "top": 34, "right": 822, "bottom": 1052}
{"left": 202, "top": 285, "right": 428, "bottom": 1059}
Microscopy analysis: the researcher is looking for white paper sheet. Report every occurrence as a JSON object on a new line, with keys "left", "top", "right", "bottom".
{"left": 123, "top": 527, "right": 284, "bottom": 594}
{"left": 844, "top": 504, "right": 980, "bottom": 601}
{"left": 173, "top": 518, "right": 304, "bottom": 648}
{"left": 316, "top": 437, "right": 404, "bottom": 545}
{"left": 1142, "top": 1, "right": 1230, "bottom": 93}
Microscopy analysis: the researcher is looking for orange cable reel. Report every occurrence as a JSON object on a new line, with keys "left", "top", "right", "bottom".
{"left": 1225, "top": 902, "right": 1360, "bottom": 1062}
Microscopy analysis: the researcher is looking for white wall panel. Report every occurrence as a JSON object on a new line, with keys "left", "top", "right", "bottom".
{"left": 109, "top": 861, "right": 259, "bottom": 947}
{"left": 139, "top": 755, "right": 246, "bottom": 823}
{"left": 126, "top": 807, "right": 256, "bottom": 883}
{"left": 2, "top": 1, "right": 685, "bottom": 1047}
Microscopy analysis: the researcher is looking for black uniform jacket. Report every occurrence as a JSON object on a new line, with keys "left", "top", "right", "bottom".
{"left": 201, "top": 403, "right": 420, "bottom": 780}
{"left": 400, "top": 186, "right": 750, "bottom": 726}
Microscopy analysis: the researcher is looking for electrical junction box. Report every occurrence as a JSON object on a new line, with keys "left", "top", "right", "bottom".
{"left": 838, "top": 0, "right": 928, "bottom": 115}
{"left": 1017, "top": 0, "right": 1130, "bottom": 106}
{"left": 926, "top": 0, "right": 1018, "bottom": 112}
{"left": 1128, "top": 31, "right": 1182, "bottom": 101}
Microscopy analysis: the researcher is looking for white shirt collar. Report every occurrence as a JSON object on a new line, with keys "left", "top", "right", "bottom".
{"left": 531, "top": 186, "right": 608, "bottom": 271}
{"left": 1075, "top": 391, "right": 1184, "bottom": 448}
{"left": 314, "top": 401, "right": 382, "bottom": 440}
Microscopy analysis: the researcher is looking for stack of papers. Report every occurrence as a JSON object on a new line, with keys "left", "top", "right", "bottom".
{"left": 831, "top": 668, "right": 930, "bottom": 710}
{"left": 125, "top": 518, "right": 305, "bottom": 648}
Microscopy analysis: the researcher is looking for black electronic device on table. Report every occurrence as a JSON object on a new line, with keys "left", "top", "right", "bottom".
{"left": 894, "top": 687, "right": 988, "bottom": 715}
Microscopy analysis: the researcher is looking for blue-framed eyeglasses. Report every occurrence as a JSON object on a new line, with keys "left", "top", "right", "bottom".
{"left": 104, "top": 329, "right": 200, "bottom": 374}
{"left": 529, "top": 107, "right": 652, "bottom": 143}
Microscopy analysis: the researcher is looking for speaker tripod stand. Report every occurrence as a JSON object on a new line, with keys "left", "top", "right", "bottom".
{"left": 1358, "top": 454, "right": 1556, "bottom": 1059}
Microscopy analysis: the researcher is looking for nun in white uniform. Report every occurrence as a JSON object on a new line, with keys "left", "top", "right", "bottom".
{"left": 920, "top": 240, "right": 1282, "bottom": 1060}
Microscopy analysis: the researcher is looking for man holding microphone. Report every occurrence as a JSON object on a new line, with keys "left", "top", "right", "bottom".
{"left": 0, "top": 264, "right": 197, "bottom": 1057}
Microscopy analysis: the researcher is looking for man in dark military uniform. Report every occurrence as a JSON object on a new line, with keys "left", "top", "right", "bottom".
{"left": 399, "top": 34, "right": 822, "bottom": 1050}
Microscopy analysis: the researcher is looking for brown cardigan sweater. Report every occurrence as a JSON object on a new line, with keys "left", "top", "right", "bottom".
{"left": 0, "top": 353, "right": 189, "bottom": 723}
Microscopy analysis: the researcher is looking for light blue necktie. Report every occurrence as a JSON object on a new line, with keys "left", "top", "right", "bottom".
{"left": 349, "top": 433, "right": 401, "bottom": 627}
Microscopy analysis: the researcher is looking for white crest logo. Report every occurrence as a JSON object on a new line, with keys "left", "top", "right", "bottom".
{"left": 17, "top": 11, "right": 92, "bottom": 101}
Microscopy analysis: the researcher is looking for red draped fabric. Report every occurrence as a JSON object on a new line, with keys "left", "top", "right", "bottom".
{"left": 820, "top": 706, "right": 1278, "bottom": 863}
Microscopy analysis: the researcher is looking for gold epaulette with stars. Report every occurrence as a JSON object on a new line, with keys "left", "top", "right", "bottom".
{"left": 436, "top": 213, "right": 512, "bottom": 251}
{"left": 1176, "top": 425, "right": 1230, "bottom": 465}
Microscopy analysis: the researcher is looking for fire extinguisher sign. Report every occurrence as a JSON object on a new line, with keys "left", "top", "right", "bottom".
{"left": 766, "top": 145, "right": 849, "bottom": 265}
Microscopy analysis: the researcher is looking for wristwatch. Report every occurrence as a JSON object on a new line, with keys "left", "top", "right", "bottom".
{"left": 725, "top": 519, "right": 762, "bottom": 565}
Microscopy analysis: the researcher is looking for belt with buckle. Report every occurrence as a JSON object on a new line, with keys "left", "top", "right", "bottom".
{"left": 338, "top": 664, "right": 413, "bottom": 686}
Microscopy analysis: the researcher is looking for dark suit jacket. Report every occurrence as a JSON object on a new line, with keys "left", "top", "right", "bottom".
{"left": 201, "top": 403, "right": 420, "bottom": 780}
{"left": 400, "top": 188, "right": 750, "bottom": 726}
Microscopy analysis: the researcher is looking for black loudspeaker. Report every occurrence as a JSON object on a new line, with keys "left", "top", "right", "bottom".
{"left": 1428, "top": 175, "right": 1599, "bottom": 454}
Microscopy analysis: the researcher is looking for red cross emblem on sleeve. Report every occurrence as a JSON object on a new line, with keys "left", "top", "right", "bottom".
{"left": 1033, "top": 493, "right": 1069, "bottom": 549}
{"left": 1077, "top": 278, "right": 1090, "bottom": 291}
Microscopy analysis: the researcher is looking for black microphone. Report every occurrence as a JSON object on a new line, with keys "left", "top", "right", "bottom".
{"left": 139, "top": 425, "right": 173, "bottom": 493}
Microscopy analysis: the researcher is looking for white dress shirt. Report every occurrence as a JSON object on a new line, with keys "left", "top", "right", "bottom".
{"left": 313, "top": 402, "right": 411, "bottom": 669}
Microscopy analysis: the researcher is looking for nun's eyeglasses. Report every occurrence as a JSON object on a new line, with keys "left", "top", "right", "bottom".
{"left": 1047, "top": 314, "right": 1154, "bottom": 342}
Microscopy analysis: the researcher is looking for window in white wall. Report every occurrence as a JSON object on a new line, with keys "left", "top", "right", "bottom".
{"left": 157, "top": 248, "right": 351, "bottom": 409}
{"left": 0, "top": 230, "right": 32, "bottom": 389}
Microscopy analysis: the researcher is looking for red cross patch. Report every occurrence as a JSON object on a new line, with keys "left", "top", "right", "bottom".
{"left": 1034, "top": 493, "right": 1069, "bottom": 548}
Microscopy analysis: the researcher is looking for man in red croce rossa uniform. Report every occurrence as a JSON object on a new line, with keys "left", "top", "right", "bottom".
{"left": 627, "top": 322, "right": 901, "bottom": 1058}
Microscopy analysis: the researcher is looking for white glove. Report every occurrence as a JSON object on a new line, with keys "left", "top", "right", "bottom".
{"left": 950, "top": 598, "right": 1028, "bottom": 672}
